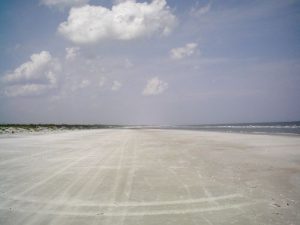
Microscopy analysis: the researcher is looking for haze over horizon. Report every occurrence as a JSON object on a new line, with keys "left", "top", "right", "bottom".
{"left": 1, "top": 0, "right": 300, "bottom": 125}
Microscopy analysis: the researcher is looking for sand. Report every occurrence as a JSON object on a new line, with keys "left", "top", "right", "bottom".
{"left": 0, "top": 129, "right": 299, "bottom": 225}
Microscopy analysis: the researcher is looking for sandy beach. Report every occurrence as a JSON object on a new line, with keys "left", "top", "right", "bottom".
{"left": 0, "top": 129, "right": 299, "bottom": 225}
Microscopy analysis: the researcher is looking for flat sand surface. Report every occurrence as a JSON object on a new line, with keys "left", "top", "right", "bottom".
{"left": 0, "top": 129, "right": 299, "bottom": 225}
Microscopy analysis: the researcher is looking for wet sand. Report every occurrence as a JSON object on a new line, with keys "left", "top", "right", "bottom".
{"left": 0, "top": 129, "right": 299, "bottom": 225}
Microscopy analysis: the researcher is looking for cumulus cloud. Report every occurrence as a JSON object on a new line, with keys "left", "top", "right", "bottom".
{"left": 170, "top": 43, "right": 198, "bottom": 60}
{"left": 65, "top": 47, "right": 80, "bottom": 60}
{"left": 111, "top": 80, "right": 122, "bottom": 91}
{"left": 142, "top": 77, "right": 168, "bottom": 96}
{"left": 58, "top": 0, "right": 176, "bottom": 44}
{"left": 41, "top": 0, "right": 89, "bottom": 10}
{"left": 2, "top": 51, "right": 60, "bottom": 97}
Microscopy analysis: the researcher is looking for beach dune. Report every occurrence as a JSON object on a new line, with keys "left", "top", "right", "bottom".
{"left": 0, "top": 129, "right": 299, "bottom": 225}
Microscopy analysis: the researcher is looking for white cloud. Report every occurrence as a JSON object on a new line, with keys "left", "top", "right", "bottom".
{"left": 143, "top": 77, "right": 168, "bottom": 96}
{"left": 2, "top": 51, "right": 61, "bottom": 97}
{"left": 4, "top": 84, "right": 52, "bottom": 97}
{"left": 124, "top": 58, "right": 134, "bottom": 69}
{"left": 58, "top": 0, "right": 176, "bottom": 44}
{"left": 41, "top": 0, "right": 89, "bottom": 10}
{"left": 170, "top": 43, "right": 198, "bottom": 60}
{"left": 65, "top": 47, "right": 80, "bottom": 60}
{"left": 70, "top": 79, "right": 91, "bottom": 91}
{"left": 3, "top": 51, "right": 54, "bottom": 82}
{"left": 111, "top": 80, "right": 122, "bottom": 91}
{"left": 98, "top": 77, "right": 106, "bottom": 87}
{"left": 190, "top": 2, "right": 211, "bottom": 17}
{"left": 79, "top": 79, "right": 90, "bottom": 88}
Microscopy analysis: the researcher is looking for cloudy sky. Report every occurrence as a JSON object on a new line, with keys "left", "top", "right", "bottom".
{"left": 0, "top": 0, "right": 299, "bottom": 125}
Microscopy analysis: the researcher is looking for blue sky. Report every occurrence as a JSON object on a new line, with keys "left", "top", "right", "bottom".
{"left": 0, "top": 0, "right": 299, "bottom": 124}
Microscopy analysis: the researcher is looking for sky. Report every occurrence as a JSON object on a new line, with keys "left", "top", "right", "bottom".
{"left": 0, "top": 0, "right": 300, "bottom": 125}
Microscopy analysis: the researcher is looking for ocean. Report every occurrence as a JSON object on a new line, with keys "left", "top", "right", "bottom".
{"left": 176, "top": 121, "right": 300, "bottom": 135}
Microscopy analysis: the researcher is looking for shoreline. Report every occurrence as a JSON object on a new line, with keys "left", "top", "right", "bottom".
{"left": 1, "top": 127, "right": 300, "bottom": 138}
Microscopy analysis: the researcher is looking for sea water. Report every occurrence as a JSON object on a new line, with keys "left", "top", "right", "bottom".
{"left": 177, "top": 121, "right": 300, "bottom": 135}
